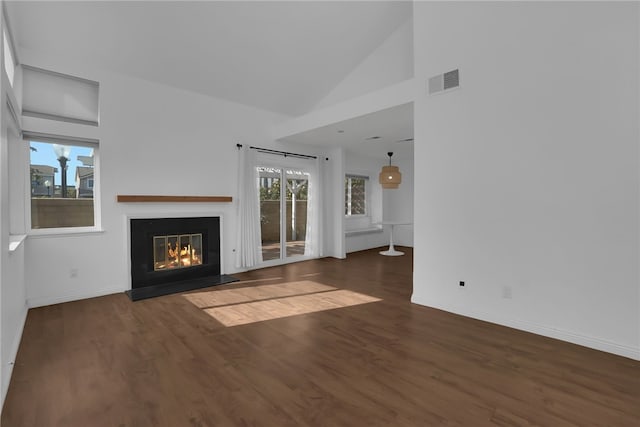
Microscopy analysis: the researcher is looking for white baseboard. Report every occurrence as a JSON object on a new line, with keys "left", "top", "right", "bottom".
{"left": 1, "top": 304, "right": 28, "bottom": 409}
{"left": 411, "top": 296, "right": 640, "bottom": 361}
{"left": 27, "top": 286, "right": 126, "bottom": 308}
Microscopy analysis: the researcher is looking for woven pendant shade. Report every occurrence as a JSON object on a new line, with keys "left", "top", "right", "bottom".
{"left": 379, "top": 152, "right": 402, "bottom": 189}
{"left": 379, "top": 166, "right": 402, "bottom": 188}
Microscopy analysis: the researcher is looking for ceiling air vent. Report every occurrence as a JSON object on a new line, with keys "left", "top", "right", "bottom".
{"left": 428, "top": 68, "right": 460, "bottom": 95}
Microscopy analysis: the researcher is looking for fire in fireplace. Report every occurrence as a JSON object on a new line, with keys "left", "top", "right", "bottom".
{"left": 153, "top": 234, "right": 203, "bottom": 270}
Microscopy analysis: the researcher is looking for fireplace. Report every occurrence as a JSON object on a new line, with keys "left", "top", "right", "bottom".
{"left": 127, "top": 216, "right": 237, "bottom": 300}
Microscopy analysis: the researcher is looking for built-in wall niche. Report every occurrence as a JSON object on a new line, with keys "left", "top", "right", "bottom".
{"left": 127, "top": 216, "right": 237, "bottom": 301}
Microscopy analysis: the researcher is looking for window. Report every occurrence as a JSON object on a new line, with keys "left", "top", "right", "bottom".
{"left": 27, "top": 134, "right": 99, "bottom": 230}
{"left": 345, "top": 175, "right": 368, "bottom": 216}
{"left": 22, "top": 65, "right": 99, "bottom": 126}
{"left": 3, "top": 28, "right": 15, "bottom": 87}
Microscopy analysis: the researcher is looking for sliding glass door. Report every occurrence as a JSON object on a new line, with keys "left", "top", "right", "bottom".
{"left": 258, "top": 165, "right": 310, "bottom": 262}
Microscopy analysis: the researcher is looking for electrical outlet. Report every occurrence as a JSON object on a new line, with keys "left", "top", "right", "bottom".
{"left": 459, "top": 281, "right": 465, "bottom": 287}
{"left": 502, "top": 285, "right": 512, "bottom": 299}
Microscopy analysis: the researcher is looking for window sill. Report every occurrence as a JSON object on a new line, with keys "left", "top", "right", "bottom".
{"left": 9, "top": 234, "right": 27, "bottom": 252}
{"left": 345, "top": 227, "right": 383, "bottom": 237}
{"left": 28, "top": 227, "right": 105, "bottom": 238}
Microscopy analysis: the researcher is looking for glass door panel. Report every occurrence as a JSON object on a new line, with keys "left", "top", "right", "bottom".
{"left": 259, "top": 167, "right": 281, "bottom": 261}
{"left": 286, "top": 174, "right": 308, "bottom": 258}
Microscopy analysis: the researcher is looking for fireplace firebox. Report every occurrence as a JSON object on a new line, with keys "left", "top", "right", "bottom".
{"left": 127, "top": 216, "right": 237, "bottom": 300}
{"left": 153, "top": 233, "right": 203, "bottom": 271}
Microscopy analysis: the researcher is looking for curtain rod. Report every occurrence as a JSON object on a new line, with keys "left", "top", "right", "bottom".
{"left": 236, "top": 143, "right": 317, "bottom": 160}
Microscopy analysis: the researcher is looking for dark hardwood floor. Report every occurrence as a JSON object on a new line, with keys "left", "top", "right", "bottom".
{"left": 2, "top": 247, "right": 639, "bottom": 426}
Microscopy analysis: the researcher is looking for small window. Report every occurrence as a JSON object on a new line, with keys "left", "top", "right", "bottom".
{"left": 3, "top": 29, "right": 15, "bottom": 87}
{"left": 28, "top": 136, "right": 98, "bottom": 229}
{"left": 22, "top": 65, "right": 99, "bottom": 126}
{"left": 345, "top": 175, "right": 368, "bottom": 216}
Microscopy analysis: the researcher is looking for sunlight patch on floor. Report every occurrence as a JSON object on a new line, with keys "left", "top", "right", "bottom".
{"left": 184, "top": 280, "right": 335, "bottom": 308}
{"left": 204, "top": 289, "right": 381, "bottom": 326}
{"left": 183, "top": 280, "right": 381, "bottom": 327}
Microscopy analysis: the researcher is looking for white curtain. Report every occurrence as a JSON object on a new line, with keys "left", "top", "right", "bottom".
{"left": 304, "top": 156, "right": 324, "bottom": 257}
{"left": 235, "top": 145, "right": 263, "bottom": 268}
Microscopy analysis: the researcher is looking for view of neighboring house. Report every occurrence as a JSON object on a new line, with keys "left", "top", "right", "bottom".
{"left": 30, "top": 164, "right": 56, "bottom": 197}
{"left": 75, "top": 153, "right": 94, "bottom": 198}
{"left": 75, "top": 166, "right": 94, "bottom": 198}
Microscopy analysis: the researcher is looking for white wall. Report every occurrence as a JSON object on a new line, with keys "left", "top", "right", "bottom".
{"left": 314, "top": 17, "right": 414, "bottom": 110}
{"left": 1, "top": 15, "right": 28, "bottom": 408}
{"left": 1, "top": 122, "right": 27, "bottom": 408}
{"left": 413, "top": 2, "right": 640, "bottom": 359}
{"left": 0, "top": 11, "right": 6, "bottom": 400}
{"left": 16, "top": 47, "right": 324, "bottom": 308}
{"left": 324, "top": 146, "right": 346, "bottom": 258}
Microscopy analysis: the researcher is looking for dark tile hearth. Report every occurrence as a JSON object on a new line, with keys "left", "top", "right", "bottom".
{"left": 125, "top": 274, "right": 239, "bottom": 301}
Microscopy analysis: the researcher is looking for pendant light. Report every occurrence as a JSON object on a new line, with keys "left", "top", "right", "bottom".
{"left": 379, "top": 152, "right": 402, "bottom": 189}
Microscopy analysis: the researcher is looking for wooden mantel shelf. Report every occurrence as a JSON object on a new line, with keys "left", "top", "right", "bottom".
{"left": 117, "top": 195, "right": 232, "bottom": 203}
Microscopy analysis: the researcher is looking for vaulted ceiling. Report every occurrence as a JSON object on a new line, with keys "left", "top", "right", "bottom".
{"left": 6, "top": 1, "right": 412, "bottom": 117}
